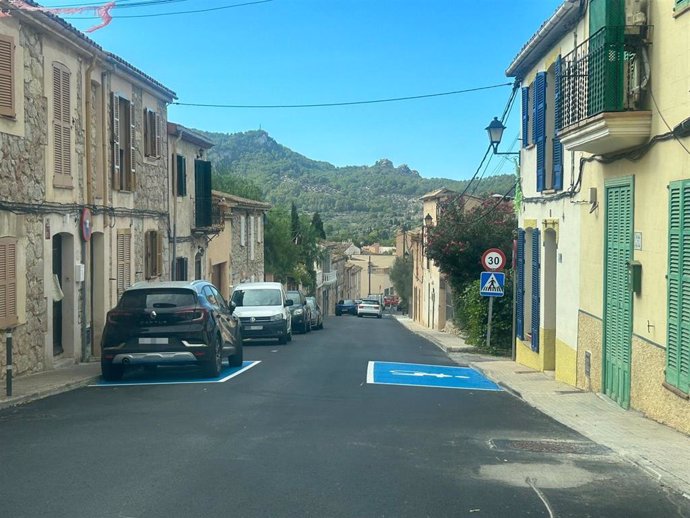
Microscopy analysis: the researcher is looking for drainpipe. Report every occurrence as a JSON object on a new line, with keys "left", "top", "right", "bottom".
{"left": 81, "top": 56, "right": 97, "bottom": 362}
{"left": 171, "top": 127, "right": 183, "bottom": 279}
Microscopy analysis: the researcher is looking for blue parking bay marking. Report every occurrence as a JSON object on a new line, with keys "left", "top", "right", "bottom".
{"left": 367, "top": 361, "right": 501, "bottom": 391}
{"left": 90, "top": 360, "right": 260, "bottom": 387}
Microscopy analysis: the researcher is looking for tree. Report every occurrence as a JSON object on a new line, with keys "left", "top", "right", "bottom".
{"left": 212, "top": 170, "right": 265, "bottom": 201}
{"left": 426, "top": 197, "right": 516, "bottom": 292}
{"left": 389, "top": 255, "right": 412, "bottom": 312}
{"left": 311, "top": 212, "right": 326, "bottom": 239}
{"left": 291, "top": 202, "right": 301, "bottom": 244}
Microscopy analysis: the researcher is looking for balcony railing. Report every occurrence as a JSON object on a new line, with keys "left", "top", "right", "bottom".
{"left": 560, "top": 26, "right": 648, "bottom": 129}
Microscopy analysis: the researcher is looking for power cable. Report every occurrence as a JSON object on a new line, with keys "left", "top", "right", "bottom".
{"left": 42, "top": 0, "right": 191, "bottom": 8}
{"left": 172, "top": 82, "right": 514, "bottom": 109}
{"left": 649, "top": 87, "right": 690, "bottom": 155}
{"left": 56, "top": 0, "right": 274, "bottom": 18}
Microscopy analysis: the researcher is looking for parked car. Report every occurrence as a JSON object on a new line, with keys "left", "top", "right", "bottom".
{"left": 286, "top": 290, "right": 312, "bottom": 333}
{"left": 231, "top": 282, "right": 293, "bottom": 344}
{"left": 357, "top": 298, "right": 383, "bottom": 318}
{"left": 305, "top": 296, "right": 323, "bottom": 330}
{"left": 100, "top": 280, "right": 243, "bottom": 381}
{"left": 335, "top": 299, "right": 358, "bottom": 316}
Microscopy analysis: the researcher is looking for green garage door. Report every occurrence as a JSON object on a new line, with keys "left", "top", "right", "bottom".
{"left": 604, "top": 177, "right": 633, "bottom": 409}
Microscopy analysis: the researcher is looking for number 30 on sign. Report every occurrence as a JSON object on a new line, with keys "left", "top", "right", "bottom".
{"left": 481, "top": 248, "right": 506, "bottom": 271}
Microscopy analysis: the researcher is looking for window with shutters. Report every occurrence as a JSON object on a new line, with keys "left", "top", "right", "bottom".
{"left": 144, "top": 108, "right": 161, "bottom": 158}
{"left": 111, "top": 94, "right": 135, "bottom": 192}
{"left": 0, "top": 35, "right": 15, "bottom": 119}
{"left": 0, "top": 237, "right": 18, "bottom": 328}
{"left": 116, "top": 230, "right": 132, "bottom": 299}
{"left": 176, "top": 154, "right": 187, "bottom": 196}
{"left": 53, "top": 62, "right": 72, "bottom": 188}
{"left": 240, "top": 215, "right": 247, "bottom": 247}
{"left": 533, "top": 72, "right": 547, "bottom": 193}
{"left": 194, "top": 160, "right": 212, "bottom": 228}
{"left": 666, "top": 181, "right": 690, "bottom": 394}
{"left": 521, "top": 85, "right": 531, "bottom": 148}
{"left": 516, "top": 229, "right": 525, "bottom": 340}
{"left": 257, "top": 214, "right": 263, "bottom": 244}
{"left": 144, "top": 230, "right": 163, "bottom": 279}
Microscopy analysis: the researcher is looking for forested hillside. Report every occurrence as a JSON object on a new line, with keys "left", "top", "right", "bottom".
{"left": 201, "top": 129, "right": 516, "bottom": 244}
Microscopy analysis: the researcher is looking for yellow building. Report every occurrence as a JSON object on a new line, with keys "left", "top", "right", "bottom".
{"left": 509, "top": 0, "right": 690, "bottom": 434}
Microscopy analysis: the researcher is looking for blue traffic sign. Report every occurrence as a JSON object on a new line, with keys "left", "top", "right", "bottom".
{"left": 367, "top": 361, "right": 502, "bottom": 391}
{"left": 480, "top": 271, "right": 505, "bottom": 297}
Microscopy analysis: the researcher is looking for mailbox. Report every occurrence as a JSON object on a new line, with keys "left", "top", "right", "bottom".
{"left": 628, "top": 261, "right": 642, "bottom": 295}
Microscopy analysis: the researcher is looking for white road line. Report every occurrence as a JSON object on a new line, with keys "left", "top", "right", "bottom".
{"left": 366, "top": 361, "right": 375, "bottom": 384}
{"left": 218, "top": 360, "right": 261, "bottom": 382}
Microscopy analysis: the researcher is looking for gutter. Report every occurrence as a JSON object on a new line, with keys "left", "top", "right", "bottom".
{"left": 505, "top": 0, "right": 583, "bottom": 80}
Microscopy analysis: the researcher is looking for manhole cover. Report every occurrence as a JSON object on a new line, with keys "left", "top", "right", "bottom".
{"left": 490, "top": 439, "right": 608, "bottom": 455}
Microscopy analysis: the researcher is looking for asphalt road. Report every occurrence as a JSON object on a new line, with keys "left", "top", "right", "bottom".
{"left": 1, "top": 313, "right": 688, "bottom": 518}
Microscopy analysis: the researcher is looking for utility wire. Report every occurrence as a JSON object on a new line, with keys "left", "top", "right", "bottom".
{"left": 43, "top": 0, "right": 191, "bottom": 8}
{"left": 172, "top": 82, "right": 514, "bottom": 109}
{"left": 57, "top": 0, "right": 273, "bottom": 18}
{"left": 649, "top": 87, "right": 690, "bottom": 155}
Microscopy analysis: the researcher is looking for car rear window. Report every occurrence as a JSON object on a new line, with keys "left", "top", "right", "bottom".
{"left": 119, "top": 289, "right": 197, "bottom": 310}
{"left": 232, "top": 289, "right": 282, "bottom": 307}
{"left": 361, "top": 299, "right": 379, "bottom": 305}
{"left": 286, "top": 292, "right": 302, "bottom": 303}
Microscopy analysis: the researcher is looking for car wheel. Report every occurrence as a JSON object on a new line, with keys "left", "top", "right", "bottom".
{"left": 229, "top": 342, "right": 243, "bottom": 367}
{"left": 101, "top": 362, "right": 124, "bottom": 381}
{"left": 287, "top": 329, "right": 292, "bottom": 342}
{"left": 335, "top": 311, "right": 341, "bottom": 316}
{"left": 377, "top": 315, "right": 382, "bottom": 319}
{"left": 203, "top": 335, "right": 222, "bottom": 377}
{"left": 319, "top": 321, "right": 324, "bottom": 330}
{"left": 278, "top": 334, "right": 287, "bottom": 344}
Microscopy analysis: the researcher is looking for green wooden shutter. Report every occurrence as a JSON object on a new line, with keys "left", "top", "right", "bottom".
{"left": 194, "top": 160, "right": 212, "bottom": 227}
{"left": 667, "top": 181, "right": 690, "bottom": 393}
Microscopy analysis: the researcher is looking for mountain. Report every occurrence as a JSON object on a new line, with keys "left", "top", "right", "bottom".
{"left": 199, "top": 129, "right": 516, "bottom": 244}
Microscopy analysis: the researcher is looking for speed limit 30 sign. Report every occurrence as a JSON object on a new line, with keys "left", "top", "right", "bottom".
{"left": 481, "top": 248, "right": 507, "bottom": 271}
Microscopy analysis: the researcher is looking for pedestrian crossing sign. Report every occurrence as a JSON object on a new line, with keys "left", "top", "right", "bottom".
{"left": 480, "top": 271, "right": 505, "bottom": 297}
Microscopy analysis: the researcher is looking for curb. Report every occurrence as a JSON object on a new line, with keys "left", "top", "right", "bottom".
{"left": 0, "top": 375, "right": 100, "bottom": 411}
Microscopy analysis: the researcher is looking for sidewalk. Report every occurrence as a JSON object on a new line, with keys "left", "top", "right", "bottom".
{"left": 394, "top": 315, "right": 690, "bottom": 499}
{"left": 0, "top": 361, "right": 101, "bottom": 411}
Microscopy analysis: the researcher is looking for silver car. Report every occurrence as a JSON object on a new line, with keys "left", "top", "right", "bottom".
{"left": 356, "top": 299, "right": 383, "bottom": 319}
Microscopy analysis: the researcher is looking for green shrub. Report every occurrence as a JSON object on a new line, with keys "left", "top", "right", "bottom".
{"left": 458, "top": 275, "right": 513, "bottom": 355}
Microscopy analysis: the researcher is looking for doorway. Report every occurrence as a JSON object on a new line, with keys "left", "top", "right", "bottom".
{"left": 52, "top": 234, "right": 63, "bottom": 356}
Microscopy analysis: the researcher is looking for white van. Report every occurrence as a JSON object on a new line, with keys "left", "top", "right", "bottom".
{"left": 230, "top": 282, "right": 293, "bottom": 344}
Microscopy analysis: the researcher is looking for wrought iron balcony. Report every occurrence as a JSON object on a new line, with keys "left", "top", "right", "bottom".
{"left": 558, "top": 26, "right": 652, "bottom": 155}
{"left": 193, "top": 201, "right": 224, "bottom": 234}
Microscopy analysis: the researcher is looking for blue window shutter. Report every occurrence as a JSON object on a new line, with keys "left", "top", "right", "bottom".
{"left": 516, "top": 229, "right": 525, "bottom": 340}
{"left": 553, "top": 56, "right": 564, "bottom": 191}
{"left": 531, "top": 229, "right": 541, "bottom": 352}
{"left": 534, "top": 72, "right": 547, "bottom": 192}
{"left": 521, "top": 87, "right": 530, "bottom": 149}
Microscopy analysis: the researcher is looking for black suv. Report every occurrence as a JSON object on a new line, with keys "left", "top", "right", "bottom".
{"left": 286, "top": 290, "right": 312, "bottom": 334}
{"left": 100, "top": 280, "right": 242, "bottom": 381}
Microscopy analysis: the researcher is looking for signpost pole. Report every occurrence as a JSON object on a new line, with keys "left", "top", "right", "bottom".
{"left": 486, "top": 298, "right": 493, "bottom": 350}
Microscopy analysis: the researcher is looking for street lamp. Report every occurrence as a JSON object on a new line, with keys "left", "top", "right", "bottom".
{"left": 486, "top": 117, "right": 520, "bottom": 361}
{"left": 486, "top": 117, "right": 520, "bottom": 156}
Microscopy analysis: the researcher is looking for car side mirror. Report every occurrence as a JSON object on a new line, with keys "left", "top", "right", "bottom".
{"left": 228, "top": 301, "right": 236, "bottom": 314}
{"left": 285, "top": 299, "right": 294, "bottom": 307}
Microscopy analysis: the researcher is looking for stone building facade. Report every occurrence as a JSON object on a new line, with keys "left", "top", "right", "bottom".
{"left": 226, "top": 194, "right": 271, "bottom": 289}
{"left": 0, "top": 8, "right": 175, "bottom": 377}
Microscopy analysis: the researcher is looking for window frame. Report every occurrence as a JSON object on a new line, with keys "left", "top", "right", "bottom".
{"left": 144, "top": 230, "right": 163, "bottom": 279}
{"left": 143, "top": 107, "right": 161, "bottom": 158}
{"left": 111, "top": 93, "right": 135, "bottom": 192}
{"left": 116, "top": 229, "right": 132, "bottom": 299}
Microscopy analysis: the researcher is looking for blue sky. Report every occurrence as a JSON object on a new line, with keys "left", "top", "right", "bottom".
{"left": 41, "top": 0, "right": 562, "bottom": 180}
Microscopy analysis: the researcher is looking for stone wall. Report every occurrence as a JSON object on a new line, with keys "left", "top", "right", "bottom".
{"left": 230, "top": 210, "right": 265, "bottom": 285}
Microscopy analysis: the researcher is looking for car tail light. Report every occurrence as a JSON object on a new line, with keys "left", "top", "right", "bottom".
{"left": 107, "top": 310, "right": 133, "bottom": 325}
{"left": 176, "top": 308, "right": 208, "bottom": 323}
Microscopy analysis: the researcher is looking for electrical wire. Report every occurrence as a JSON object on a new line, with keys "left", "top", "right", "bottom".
{"left": 649, "top": 87, "right": 690, "bottom": 155}
{"left": 42, "top": 0, "right": 191, "bottom": 8}
{"left": 56, "top": 0, "right": 273, "bottom": 18}
{"left": 172, "top": 82, "right": 514, "bottom": 109}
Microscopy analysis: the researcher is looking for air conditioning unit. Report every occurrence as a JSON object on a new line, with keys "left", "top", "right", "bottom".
{"left": 625, "top": 0, "right": 648, "bottom": 26}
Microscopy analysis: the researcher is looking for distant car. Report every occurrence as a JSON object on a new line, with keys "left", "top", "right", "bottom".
{"left": 100, "top": 280, "right": 243, "bottom": 381}
{"left": 305, "top": 296, "right": 323, "bottom": 330}
{"left": 231, "top": 282, "right": 293, "bottom": 344}
{"left": 357, "top": 299, "right": 383, "bottom": 318}
{"left": 335, "top": 299, "right": 357, "bottom": 316}
{"left": 286, "top": 289, "right": 312, "bottom": 333}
